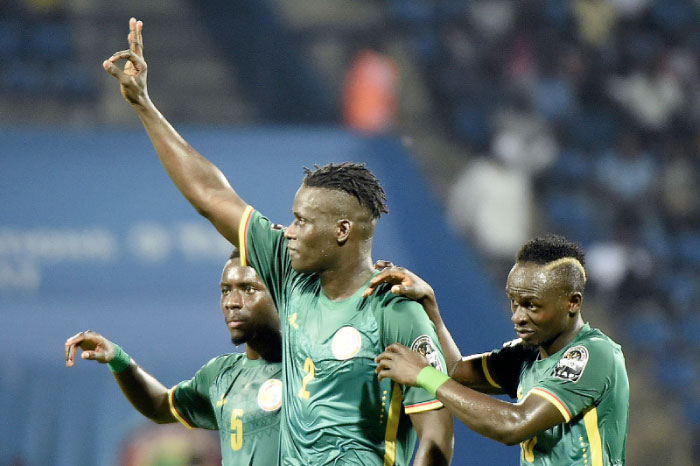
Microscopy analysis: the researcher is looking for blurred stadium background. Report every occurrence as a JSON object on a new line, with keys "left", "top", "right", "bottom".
{"left": 1, "top": 0, "right": 698, "bottom": 465}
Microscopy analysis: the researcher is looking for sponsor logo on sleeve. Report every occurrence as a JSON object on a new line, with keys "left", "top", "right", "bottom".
{"left": 553, "top": 345, "right": 589, "bottom": 382}
{"left": 411, "top": 335, "right": 444, "bottom": 372}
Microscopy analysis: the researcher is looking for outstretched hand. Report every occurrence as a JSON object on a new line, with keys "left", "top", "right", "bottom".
{"left": 103, "top": 17, "right": 149, "bottom": 106}
{"left": 65, "top": 330, "right": 116, "bottom": 367}
{"left": 363, "top": 265, "right": 435, "bottom": 302}
{"left": 375, "top": 343, "right": 430, "bottom": 386}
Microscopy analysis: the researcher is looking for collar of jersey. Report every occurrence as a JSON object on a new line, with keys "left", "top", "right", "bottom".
{"left": 535, "top": 322, "right": 591, "bottom": 362}
{"left": 318, "top": 269, "right": 380, "bottom": 307}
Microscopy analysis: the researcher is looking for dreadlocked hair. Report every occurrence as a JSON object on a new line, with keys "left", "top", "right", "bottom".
{"left": 302, "top": 162, "right": 389, "bottom": 219}
{"left": 517, "top": 233, "right": 585, "bottom": 265}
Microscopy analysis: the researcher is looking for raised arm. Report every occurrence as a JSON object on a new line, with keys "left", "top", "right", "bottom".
{"left": 65, "top": 330, "right": 175, "bottom": 424}
{"left": 376, "top": 344, "right": 564, "bottom": 446}
{"left": 102, "top": 18, "right": 247, "bottom": 246}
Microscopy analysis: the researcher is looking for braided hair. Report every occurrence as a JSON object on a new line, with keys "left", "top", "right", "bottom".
{"left": 302, "top": 162, "right": 389, "bottom": 219}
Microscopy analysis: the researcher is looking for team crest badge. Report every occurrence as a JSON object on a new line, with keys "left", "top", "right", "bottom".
{"left": 553, "top": 345, "right": 589, "bottom": 382}
{"left": 411, "top": 335, "right": 444, "bottom": 372}
{"left": 331, "top": 326, "right": 363, "bottom": 360}
{"left": 257, "top": 379, "right": 283, "bottom": 411}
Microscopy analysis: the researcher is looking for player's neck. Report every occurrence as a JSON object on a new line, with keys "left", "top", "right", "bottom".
{"left": 320, "top": 256, "right": 374, "bottom": 301}
{"left": 246, "top": 330, "right": 282, "bottom": 362}
{"left": 539, "top": 317, "right": 585, "bottom": 359}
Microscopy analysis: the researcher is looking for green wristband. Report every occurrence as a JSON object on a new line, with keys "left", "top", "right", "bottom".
{"left": 416, "top": 366, "right": 450, "bottom": 397}
{"left": 107, "top": 344, "right": 131, "bottom": 373}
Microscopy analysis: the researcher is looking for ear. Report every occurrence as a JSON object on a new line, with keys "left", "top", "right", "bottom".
{"left": 568, "top": 292, "right": 582, "bottom": 317}
{"left": 337, "top": 219, "right": 351, "bottom": 245}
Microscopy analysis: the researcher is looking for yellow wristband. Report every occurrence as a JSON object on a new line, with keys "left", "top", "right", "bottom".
{"left": 416, "top": 366, "right": 450, "bottom": 397}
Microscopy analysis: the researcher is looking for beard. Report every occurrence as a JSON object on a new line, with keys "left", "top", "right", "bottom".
{"left": 231, "top": 333, "right": 248, "bottom": 346}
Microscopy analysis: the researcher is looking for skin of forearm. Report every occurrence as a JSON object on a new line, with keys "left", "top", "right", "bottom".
{"left": 418, "top": 296, "right": 463, "bottom": 378}
{"left": 133, "top": 101, "right": 236, "bottom": 217}
{"left": 412, "top": 441, "right": 451, "bottom": 466}
{"left": 436, "top": 380, "right": 530, "bottom": 446}
{"left": 114, "top": 361, "right": 174, "bottom": 424}
{"left": 411, "top": 410, "right": 453, "bottom": 466}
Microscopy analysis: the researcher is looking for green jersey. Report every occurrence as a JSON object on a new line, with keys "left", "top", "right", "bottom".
{"left": 169, "top": 353, "right": 283, "bottom": 466}
{"left": 482, "top": 323, "right": 629, "bottom": 466}
{"left": 239, "top": 207, "right": 446, "bottom": 466}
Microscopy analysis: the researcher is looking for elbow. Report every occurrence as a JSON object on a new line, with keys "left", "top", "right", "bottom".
{"left": 500, "top": 435, "right": 523, "bottom": 447}
{"left": 482, "top": 413, "right": 531, "bottom": 446}
{"left": 489, "top": 428, "right": 525, "bottom": 446}
{"left": 149, "top": 411, "right": 175, "bottom": 425}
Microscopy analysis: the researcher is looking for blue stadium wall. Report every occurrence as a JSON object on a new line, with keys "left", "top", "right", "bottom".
{"left": 0, "top": 127, "right": 515, "bottom": 465}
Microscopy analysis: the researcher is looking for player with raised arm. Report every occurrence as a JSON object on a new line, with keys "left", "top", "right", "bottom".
{"left": 102, "top": 17, "right": 453, "bottom": 466}
{"left": 368, "top": 234, "right": 629, "bottom": 466}
{"left": 65, "top": 250, "right": 283, "bottom": 466}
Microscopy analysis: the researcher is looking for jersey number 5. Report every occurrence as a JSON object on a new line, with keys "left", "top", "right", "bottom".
{"left": 230, "top": 408, "right": 244, "bottom": 451}
{"left": 297, "top": 358, "right": 315, "bottom": 399}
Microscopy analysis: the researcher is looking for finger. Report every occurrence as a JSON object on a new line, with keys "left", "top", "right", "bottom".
{"left": 362, "top": 271, "right": 394, "bottom": 297}
{"left": 129, "top": 18, "right": 144, "bottom": 56}
{"left": 375, "top": 352, "right": 392, "bottom": 364}
{"left": 376, "top": 366, "right": 391, "bottom": 381}
{"left": 110, "top": 49, "right": 147, "bottom": 72}
{"left": 385, "top": 343, "right": 403, "bottom": 353}
{"left": 102, "top": 55, "right": 127, "bottom": 83}
{"left": 65, "top": 342, "right": 81, "bottom": 367}
{"left": 373, "top": 260, "right": 394, "bottom": 270}
{"left": 81, "top": 350, "right": 106, "bottom": 361}
{"left": 136, "top": 19, "right": 144, "bottom": 56}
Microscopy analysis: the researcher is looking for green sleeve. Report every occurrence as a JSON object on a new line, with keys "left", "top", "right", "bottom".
{"left": 535, "top": 340, "right": 615, "bottom": 420}
{"left": 381, "top": 295, "right": 448, "bottom": 410}
{"left": 172, "top": 355, "right": 232, "bottom": 430}
{"left": 241, "top": 209, "right": 294, "bottom": 313}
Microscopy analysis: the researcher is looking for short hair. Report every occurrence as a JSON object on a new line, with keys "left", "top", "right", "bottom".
{"left": 517, "top": 234, "right": 585, "bottom": 266}
{"left": 517, "top": 234, "right": 587, "bottom": 292}
{"left": 302, "top": 162, "right": 389, "bottom": 219}
{"left": 229, "top": 248, "right": 240, "bottom": 261}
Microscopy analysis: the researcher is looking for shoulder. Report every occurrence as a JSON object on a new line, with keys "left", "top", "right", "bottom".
{"left": 552, "top": 332, "right": 623, "bottom": 383}
{"left": 372, "top": 289, "right": 427, "bottom": 319}
{"left": 577, "top": 327, "right": 624, "bottom": 363}
{"left": 197, "top": 353, "right": 244, "bottom": 377}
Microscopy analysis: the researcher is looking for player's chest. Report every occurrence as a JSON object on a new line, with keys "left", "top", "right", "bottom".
{"left": 517, "top": 360, "right": 558, "bottom": 401}
{"left": 212, "top": 370, "right": 283, "bottom": 435}
{"left": 284, "top": 300, "right": 381, "bottom": 360}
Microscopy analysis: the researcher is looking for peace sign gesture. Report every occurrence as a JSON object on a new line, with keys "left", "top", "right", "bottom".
{"left": 103, "top": 17, "right": 149, "bottom": 107}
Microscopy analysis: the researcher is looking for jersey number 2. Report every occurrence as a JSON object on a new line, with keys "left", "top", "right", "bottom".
{"left": 297, "top": 358, "right": 315, "bottom": 399}
{"left": 230, "top": 408, "right": 244, "bottom": 451}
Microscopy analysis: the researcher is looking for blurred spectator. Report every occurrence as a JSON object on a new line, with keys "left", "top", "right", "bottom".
{"left": 593, "top": 130, "right": 656, "bottom": 209}
{"left": 386, "top": 1, "right": 700, "bottom": 461}
{"left": 343, "top": 49, "right": 398, "bottom": 132}
{"left": 447, "top": 156, "right": 532, "bottom": 260}
{"left": 491, "top": 100, "right": 559, "bottom": 175}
